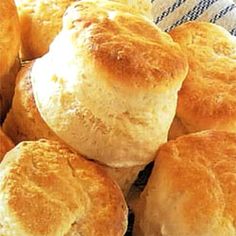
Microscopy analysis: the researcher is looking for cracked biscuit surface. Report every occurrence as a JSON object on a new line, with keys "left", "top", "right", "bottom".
{"left": 134, "top": 130, "right": 236, "bottom": 236}
{"left": 169, "top": 22, "right": 236, "bottom": 139}
{"left": 0, "top": 139, "right": 128, "bottom": 236}
{"left": 15, "top": 0, "right": 152, "bottom": 60}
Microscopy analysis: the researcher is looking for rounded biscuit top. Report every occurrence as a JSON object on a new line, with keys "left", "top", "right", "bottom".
{"left": 31, "top": 0, "right": 188, "bottom": 167}
{"left": 15, "top": 0, "right": 152, "bottom": 59}
{"left": 63, "top": 0, "right": 187, "bottom": 89}
{"left": 0, "top": 0, "right": 20, "bottom": 78}
{"left": 0, "top": 139, "right": 127, "bottom": 236}
{"left": 55, "top": 0, "right": 188, "bottom": 91}
{"left": 135, "top": 130, "right": 236, "bottom": 236}
{"left": 170, "top": 22, "right": 236, "bottom": 131}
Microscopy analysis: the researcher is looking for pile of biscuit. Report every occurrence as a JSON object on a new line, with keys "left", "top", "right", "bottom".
{"left": 0, "top": 0, "right": 236, "bottom": 235}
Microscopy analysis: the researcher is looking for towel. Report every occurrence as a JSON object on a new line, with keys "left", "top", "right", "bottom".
{"left": 152, "top": 0, "right": 236, "bottom": 35}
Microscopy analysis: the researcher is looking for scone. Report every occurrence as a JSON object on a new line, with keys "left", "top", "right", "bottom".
{"left": 168, "top": 22, "right": 236, "bottom": 140}
{"left": 0, "top": 128, "right": 14, "bottom": 162}
{"left": 0, "top": 0, "right": 20, "bottom": 122}
{"left": 15, "top": 0, "right": 152, "bottom": 60}
{"left": 5, "top": 0, "right": 188, "bottom": 193}
{"left": 134, "top": 130, "right": 236, "bottom": 236}
{"left": 32, "top": 0, "right": 188, "bottom": 168}
{"left": 0, "top": 139, "right": 128, "bottom": 236}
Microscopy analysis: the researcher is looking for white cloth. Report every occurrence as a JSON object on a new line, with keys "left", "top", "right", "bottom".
{"left": 152, "top": 0, "right": 236, "bottom": 35}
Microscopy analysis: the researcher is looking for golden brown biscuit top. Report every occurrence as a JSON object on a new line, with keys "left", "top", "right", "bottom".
{"left": 15, "top": 0, "right": 152, "bottom": 59}
{"left": 0, "top": 0, "right": 20, "bottom": 78}
{"left": 0, "top": 128, "right": 14, "bottom": 162}
{"left": 0, "top": 140, "right": 127, "bottom": 236}
{"left": 170, "top": 22, "right": 236, "bottom": 125}
{"left": 151, "top": 131, "right": 236, "bottom": 235}
{"left": 61, "top": 0, "right": 188, "bottom": 91}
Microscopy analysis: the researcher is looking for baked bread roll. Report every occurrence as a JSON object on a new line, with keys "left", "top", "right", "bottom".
{"left": 3, "top": 63, "right": 142, "bottom": 194}
{"left": 168, "top": 22, "right": 236, "bottom": 140}
{"left": 15, "top": 0, "right": 152, "bottom": 60}
{"left": 0, "top": 128, "right": 14, "bottom": 162}
{"left": 31, "top": 0, "right": 188, "bottom": 168}
{"left": 5, "top": 0, "right": 187, "bottom": 193}
{"left": 0, "top": 139, "right": 128, "bottom": 235}
{"left": 0, "top": 0, "right": 20, "bottom": 122}
{"left": 134, "top": 130, "right": 236, "bottom": 236}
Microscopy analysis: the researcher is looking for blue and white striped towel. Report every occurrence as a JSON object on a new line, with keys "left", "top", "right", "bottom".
{"left": 151, "top": 0, "right": 236, "bottom": 35}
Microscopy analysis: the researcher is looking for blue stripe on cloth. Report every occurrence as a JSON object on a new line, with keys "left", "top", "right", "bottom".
{"left": 230, "top": 27, "right": 236, "bottom": 36}
{"left": 154, "top": 0, "right": 187, "bottom": 24}
{"left": 165, "top": 0, "right": 219, "bottom": 32}
{"left": 210, "top": 4, "right": 236, "bottom": 23}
